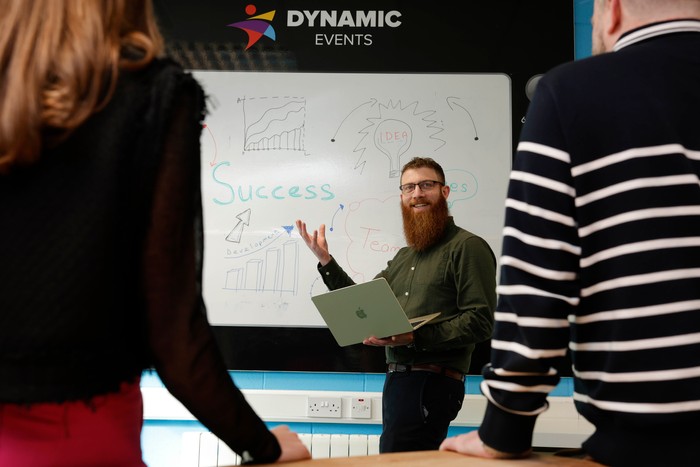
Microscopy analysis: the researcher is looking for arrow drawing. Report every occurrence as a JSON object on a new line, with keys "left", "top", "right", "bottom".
{"left": 331, "top": 98, "right": 378, "bottom": 143}
{"left": 204, "top": 123, "right": 219, "bottom": 167}
{"left": 330, "top": 204, "right": 345, "bottom": 232}
{"left": 446, "top": 97, "right": 479, "bottom": 141}
{"left": 226, "top": 208, "right": 252, "bottom": 243}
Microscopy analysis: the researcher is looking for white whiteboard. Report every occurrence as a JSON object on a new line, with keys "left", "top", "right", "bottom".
{"left": 193, "top": 71, "right": 511, "bottom": 327}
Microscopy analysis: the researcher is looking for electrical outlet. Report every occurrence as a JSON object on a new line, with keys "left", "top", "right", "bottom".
{"left": 307, "top": 397, "right": 342, "bottom": 418}
{"left": 351, "top": 397, "right": 372, "bottom": 419}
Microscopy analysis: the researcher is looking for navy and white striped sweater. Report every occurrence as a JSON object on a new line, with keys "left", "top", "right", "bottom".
{"left": 478, "top": 20, "right": 700, "bottom": 466}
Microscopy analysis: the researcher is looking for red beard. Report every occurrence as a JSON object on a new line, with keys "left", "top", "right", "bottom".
{"left": 401, "top": 195, "right": 449, "bottom": 251}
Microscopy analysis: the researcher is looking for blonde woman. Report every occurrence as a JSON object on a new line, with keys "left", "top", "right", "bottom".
{"left": 0, "top": 1, "right": 309, "bottom": 465}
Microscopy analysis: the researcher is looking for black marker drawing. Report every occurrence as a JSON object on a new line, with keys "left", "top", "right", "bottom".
{"left": 225, "top": 208, "right": 251, "bottom": 243}
{"left": 330, "top": 98, "right": 378, "bottom": 143}
{"left": 222, "top": 214, "right": 300, "bottom": 295}
{"left": 446, "top": 97, "right": 480, "bottom": 141}
{"left": 223, "top": 239, "right": 299, "bottom": 295}
{"left": 332, "top": 99, "right": 448, "bottom": 178}
{"left": 239, "top": 96, "right": 306, "bottom": 152}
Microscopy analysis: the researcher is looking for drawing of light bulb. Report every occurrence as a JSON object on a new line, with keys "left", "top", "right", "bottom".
{"left": 374, "top": 119, "right": 412, "bottom": 178}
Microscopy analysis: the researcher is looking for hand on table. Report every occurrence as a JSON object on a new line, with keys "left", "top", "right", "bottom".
{"left": 271, "top": 425, "right": 311, "bottom": 463}
{"left": 440, "top": 431, "right": 532, "bottom": 459}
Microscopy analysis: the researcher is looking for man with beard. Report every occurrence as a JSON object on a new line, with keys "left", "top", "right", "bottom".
{"left": 296, "top": 157, "right": 496, "bottom": 453}
{"left": 440, "top": 1, "right": 700, "bottom": 465}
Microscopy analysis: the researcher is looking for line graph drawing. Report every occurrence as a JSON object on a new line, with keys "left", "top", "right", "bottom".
{"left": 240, "top": 96, "right": 306, "bottom": 151}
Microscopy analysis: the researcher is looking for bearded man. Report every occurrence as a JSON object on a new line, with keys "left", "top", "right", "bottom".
{"left": 296, "top": 156, "right": 496, "bottom": 452}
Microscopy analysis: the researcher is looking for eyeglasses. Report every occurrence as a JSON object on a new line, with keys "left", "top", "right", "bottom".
{"left": 399, "top": 180, "right": 444, "bottom": 194}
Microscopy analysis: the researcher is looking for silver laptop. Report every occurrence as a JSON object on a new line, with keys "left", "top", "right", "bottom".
{"left": 311, "top": 278, "right": 441, "bottom": 347}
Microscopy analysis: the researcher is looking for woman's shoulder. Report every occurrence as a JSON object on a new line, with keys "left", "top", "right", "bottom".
{"left": 116, "top": 58, "right": 199, "bottom": 98}
{"left": 131, "top": 57, "right": 202, "bottom": 92}
{"left": 116, "top": 57, "right": 205, "bottom": 119}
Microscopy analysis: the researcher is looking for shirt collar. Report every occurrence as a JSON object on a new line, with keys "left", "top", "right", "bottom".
{"left": 614, "top": 19, "right": 700, "bottom": 52}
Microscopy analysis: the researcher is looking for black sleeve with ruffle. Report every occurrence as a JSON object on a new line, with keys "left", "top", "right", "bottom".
{"left": 140, "top": 62, "right": 281, "bottom": 464}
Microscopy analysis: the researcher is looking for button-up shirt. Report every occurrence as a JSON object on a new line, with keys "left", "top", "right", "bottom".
{"left": 318, "top": 217, "right": 496, "bottom": 373}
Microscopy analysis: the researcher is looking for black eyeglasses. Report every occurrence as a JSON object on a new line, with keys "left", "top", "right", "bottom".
{"left": 399, "top": 180, "right": 444, "bottom": 194}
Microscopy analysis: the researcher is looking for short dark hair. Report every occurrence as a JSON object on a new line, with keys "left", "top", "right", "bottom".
{"left": 400, "top": 157, "right": 445, "bottom": 183}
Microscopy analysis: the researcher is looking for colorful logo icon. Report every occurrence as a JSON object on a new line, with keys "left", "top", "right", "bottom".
{"left": 227, "top": 4, "right": 276, "bottom": 50}
{"left": 355, "top": 308, "right": 367, "bottom": 319}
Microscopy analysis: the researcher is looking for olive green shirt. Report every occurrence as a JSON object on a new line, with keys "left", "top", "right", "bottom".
{"left": 318, "top": 217, "right": 496, "bottom": 373}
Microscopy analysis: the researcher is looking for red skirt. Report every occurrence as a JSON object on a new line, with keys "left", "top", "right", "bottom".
{"left": 0, "top": 379, "right": 145, "bottom": 467}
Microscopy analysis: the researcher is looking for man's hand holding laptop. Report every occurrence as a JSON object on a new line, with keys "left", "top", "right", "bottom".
{"left": 364, "top": 331, "right": 414, "bottom": 347}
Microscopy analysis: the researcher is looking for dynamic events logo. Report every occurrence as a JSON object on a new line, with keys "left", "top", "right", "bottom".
{"left": 227, "top": 4, "right": 276, "bottom": 50}
{"left": 228, "top": 5, "right": 403, "bottom": 49}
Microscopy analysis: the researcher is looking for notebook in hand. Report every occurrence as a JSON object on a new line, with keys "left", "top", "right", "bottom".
{"left": 311, "top": 277, "right": 441, "bottom": 347}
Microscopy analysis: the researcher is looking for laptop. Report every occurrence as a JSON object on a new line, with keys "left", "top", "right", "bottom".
{"left": 311, "top": 277, "right": 441, "bottom": 347}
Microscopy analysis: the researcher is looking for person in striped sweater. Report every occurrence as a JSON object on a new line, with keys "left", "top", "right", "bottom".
{"left": 440, "top": 0, "right": 700, "bottom": 465}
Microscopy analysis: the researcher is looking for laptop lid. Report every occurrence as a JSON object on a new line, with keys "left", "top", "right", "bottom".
{"left": 311, "top": 277, "right": 440, "bottom": 347}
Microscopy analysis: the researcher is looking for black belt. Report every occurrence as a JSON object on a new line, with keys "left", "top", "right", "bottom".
{"left": 387, "top": 363, "right": 465, "bottom": 382}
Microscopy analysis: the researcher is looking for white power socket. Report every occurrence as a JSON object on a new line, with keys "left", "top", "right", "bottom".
{"left": 307, "top": 396, "right": 342, "bottom": 418}
{"left": 351, "top": 397, "right": 372, "bottom": 419}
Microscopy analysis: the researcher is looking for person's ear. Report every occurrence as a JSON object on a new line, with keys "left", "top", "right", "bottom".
{"left": 442, "top": 184, "right": 450, "bottom": 199}
{"left": 607, "top": 0, "right": 623, "bottom": 36}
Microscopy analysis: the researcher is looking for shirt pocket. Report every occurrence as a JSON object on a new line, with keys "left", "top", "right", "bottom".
{"left": 412, "top": 252, "right": 448, "bottom": 286}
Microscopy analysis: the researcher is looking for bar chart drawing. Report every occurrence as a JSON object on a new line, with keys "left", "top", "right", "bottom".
{"left": 223, "top": 240, "right": 299, "bottom": 295}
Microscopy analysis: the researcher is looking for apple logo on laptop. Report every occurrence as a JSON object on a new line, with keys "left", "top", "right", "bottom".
{"left": 355, "top": 307, "right": 367, "bottom": 319}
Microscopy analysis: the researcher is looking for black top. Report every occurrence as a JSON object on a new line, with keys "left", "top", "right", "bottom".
{"left": 0, "top": 58, "right": 280, "bottom": 464}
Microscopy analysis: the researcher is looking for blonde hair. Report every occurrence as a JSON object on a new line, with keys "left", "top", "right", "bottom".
{"left": 0, "top": 0, "right": 164, "bottom": 173}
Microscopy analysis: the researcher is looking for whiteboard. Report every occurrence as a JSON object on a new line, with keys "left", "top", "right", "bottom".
{"left": 193, "top": 71, "right": 511, "bottom": 327}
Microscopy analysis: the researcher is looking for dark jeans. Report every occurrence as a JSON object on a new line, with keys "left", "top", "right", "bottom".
{"left": 379, "top": 370, "right": 465, "bottom": 453}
